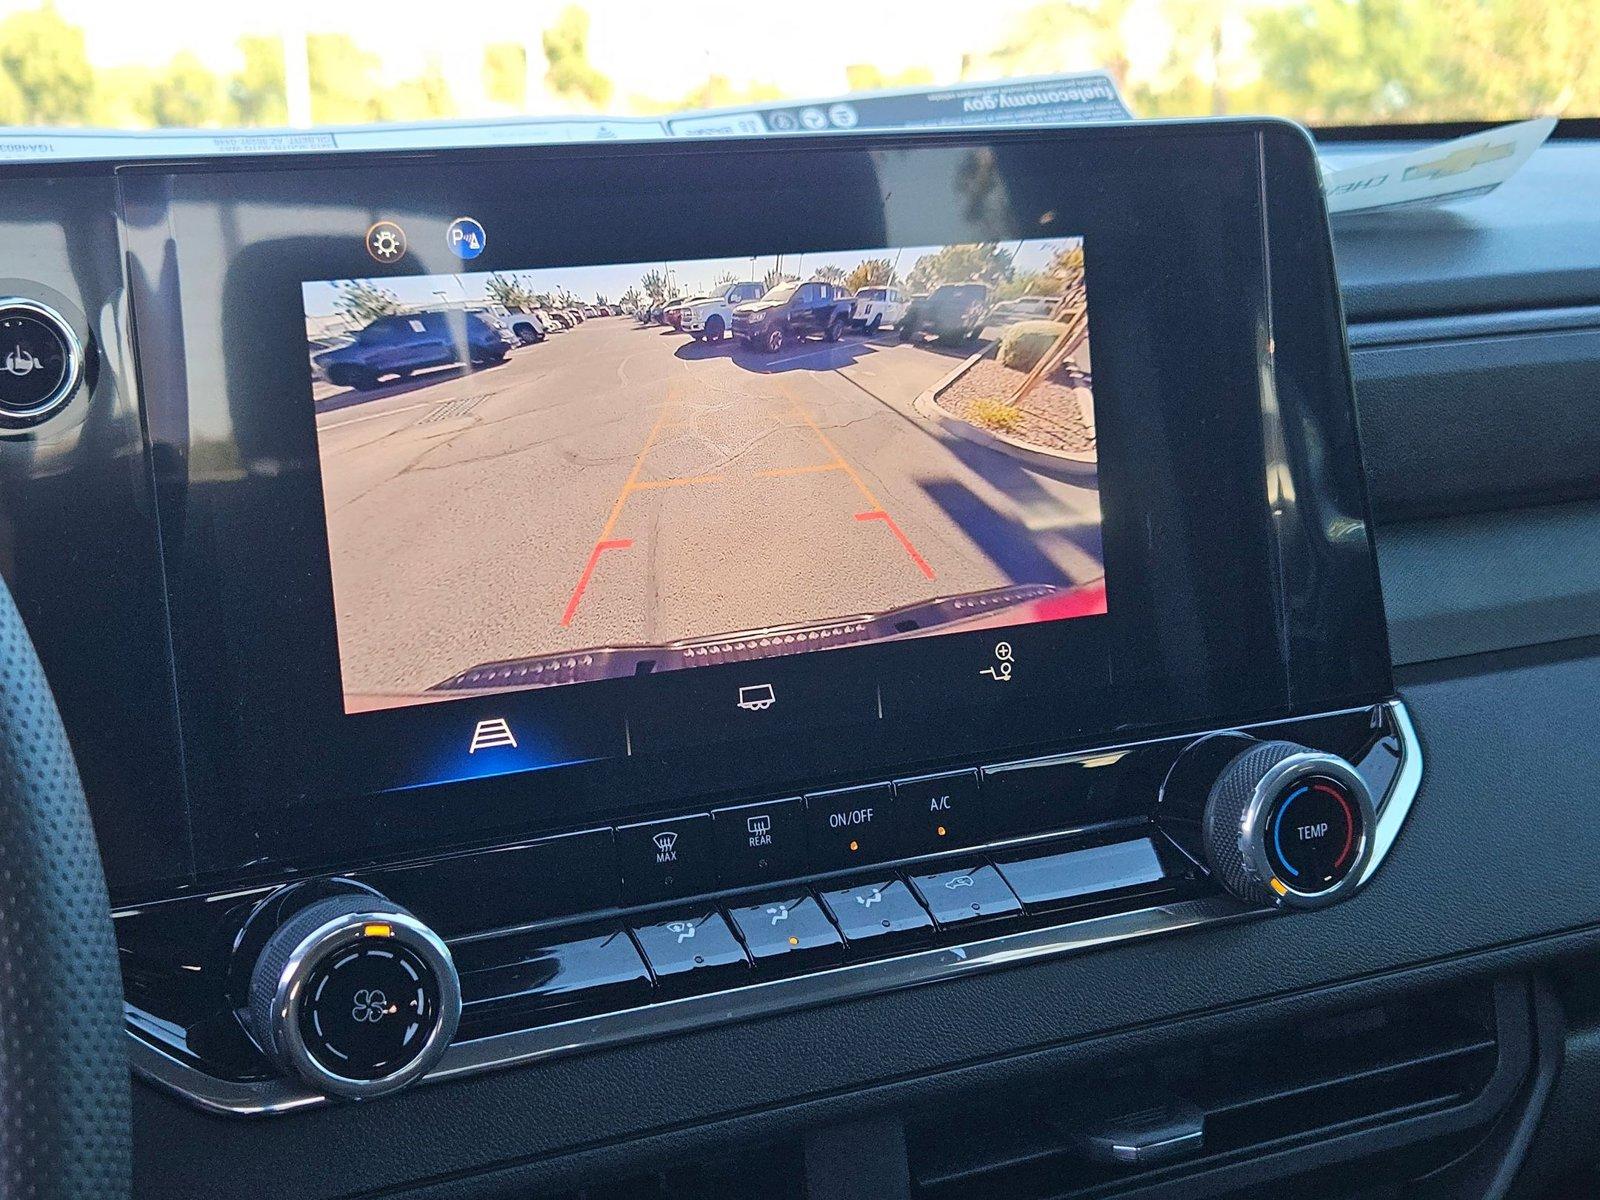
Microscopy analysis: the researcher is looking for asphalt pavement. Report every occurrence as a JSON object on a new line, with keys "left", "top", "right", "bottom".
{"left": 313, "top": 317, "right": 1104, "bottom": 706}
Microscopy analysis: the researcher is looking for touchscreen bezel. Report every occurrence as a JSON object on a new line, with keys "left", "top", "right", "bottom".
{"left": 119, "top": 120, "right": 1390, "bottom": 883}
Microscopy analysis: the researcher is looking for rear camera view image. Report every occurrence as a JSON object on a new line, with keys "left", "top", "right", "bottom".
{"left": 304, "top": 237, "right": 1104, "bottom": 712}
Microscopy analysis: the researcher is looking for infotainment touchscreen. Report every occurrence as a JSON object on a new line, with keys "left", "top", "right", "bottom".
{"left": 122, "top": 122, "right": 1390, "bottom": 873}
{"left": 301, "top": 239, "right": 1102, "bottom": 713}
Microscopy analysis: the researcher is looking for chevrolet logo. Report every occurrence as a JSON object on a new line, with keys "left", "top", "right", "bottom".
{"left": 1402, "top": 139, "right": 1515, "bottom": 182}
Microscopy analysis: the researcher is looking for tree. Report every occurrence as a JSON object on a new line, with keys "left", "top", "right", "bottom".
{"left": 486, "top": 273, "right": 532, "bottom": 311}
{"left": 620, "top": 286, "right": 643, "bottom": 310}
{"left": 639, "top": 269, "right": 671, "bottom": 304}
{"left": 139, "top": 53, "right": 222, "bottom": 128}
{"left": 307, "top": 34, "right": 385, "bottom": 124}
{"left": 710, "top": 269, "right": 740, "bottom": 290}
{"left": 1250, "top": 0, "right": 1599, "bottom": 124}
{"left": 483, "top": 42, "right": 526, "bottom": 109}
{"left": 0, "top": 3, "right": 94, "bottom": 125}
{"left": 543, "top": 5, "right": 612, "bottom": 108}
{"left": 845, "top": 258, "right": 898, "bottom": 292}
{"left": 333, "top": 280, "right": 401, "bottom": 324}
{"left": 762, "top": 268, "right": 797, "bottom": 293}
{"left": 844, "top": 64, "right": 935, "bottom": 92}
{"left": 809, "top": 264, "right": 847, "bottom": 285}
{"left": 306, "top": 34, "right": 452, "bottom": 125}
{"left": 595, "top": 292, "right": 610, "bottom": 306}
{"left": 906, "top": 244, "right": 1016, "bottom": 293}
{"left": 968, "top": 1, "right": 1137, "bottom": 92}
{"left": 229, "top": 36, "right": 287, "bottom": 126}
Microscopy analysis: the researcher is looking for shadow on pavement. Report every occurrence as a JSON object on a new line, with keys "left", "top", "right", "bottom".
{"left": 312, "top": 359, "right": 510, "bottom": 414}
{"left": 672, "top": 330, "right": 957, "bottom": 375}
{"left": 918, "top": 427, "right": 1104, "bottom": 582}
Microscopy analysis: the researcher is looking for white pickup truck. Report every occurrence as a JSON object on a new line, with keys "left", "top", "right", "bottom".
{"left": 849, "top": 285, "right": 911, "bottom": 332}
{"left": 681, "top": 280, "right": 766, "bottom": 341}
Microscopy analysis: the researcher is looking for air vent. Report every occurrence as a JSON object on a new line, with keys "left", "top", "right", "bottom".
{"left": 908, "top": 978, "right": 1532, "bottom": 1200}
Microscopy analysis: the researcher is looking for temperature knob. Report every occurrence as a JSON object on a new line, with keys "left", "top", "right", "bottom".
{"left": 1200, "top": 740, "right": 1375, "bottom": 910}
{"left": 245, "top": 894, "right": 460, "bottom": 1099}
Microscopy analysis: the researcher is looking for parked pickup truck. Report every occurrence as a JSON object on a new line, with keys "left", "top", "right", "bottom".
{"left": 681, "top": 281, "right": 765, "bottom": 341}
{"left": 850, "top": 284, "right": 911, "bottom": 331}
{"left": 731, "top": 281, "right": 854, "bottom": 352}
{"left": 493, "top": 305, "right": 554, "bottom": 344}
{"left": 899, "top": 282, "right": 992, "bottom": 344}
{"left": 313, "top": 309, "right": 513, "bottom": 391}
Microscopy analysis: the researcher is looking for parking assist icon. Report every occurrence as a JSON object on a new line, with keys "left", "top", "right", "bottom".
{"left": 447, "top": 217, "right": 487, "bottom": 260}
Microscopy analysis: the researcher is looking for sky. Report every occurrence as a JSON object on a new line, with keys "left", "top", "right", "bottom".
{"left": 302, "top": 236, "right": 1080, "bottom": 320}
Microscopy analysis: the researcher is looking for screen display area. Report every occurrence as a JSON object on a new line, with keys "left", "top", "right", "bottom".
{"left": 303, "top": 238, "right": 1104, "bottom": 714}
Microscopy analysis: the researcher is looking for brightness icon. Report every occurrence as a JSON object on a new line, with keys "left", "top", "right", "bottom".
{"left": 468, "top": 718, "right": 518, "bottom": 754}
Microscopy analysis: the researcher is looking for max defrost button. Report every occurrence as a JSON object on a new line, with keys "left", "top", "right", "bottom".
{"left": 805, "top": 783, "right": 897, "bottom": 869}
{"left": 616, "top": 814, "right": 714, "bottom": 903}
{"left": 714, "top": 798, "right": 805, "bottom": 886}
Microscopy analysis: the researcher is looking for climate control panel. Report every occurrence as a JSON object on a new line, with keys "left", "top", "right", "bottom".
{"left": 117, "top": 701, "right": 1419, "bottom": 1116}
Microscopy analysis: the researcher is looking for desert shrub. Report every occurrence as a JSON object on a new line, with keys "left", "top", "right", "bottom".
{"left": 998, "top": 319, "right": 1069, "bottom": 373}
{"left": 967, "top": 397, "right": 1023, "bottom": 434}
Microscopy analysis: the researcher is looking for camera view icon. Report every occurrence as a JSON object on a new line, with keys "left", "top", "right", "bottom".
{"left": 467, "top": 717, "right": 518, "bottom": 754}
{"left": 736, "top": 683, "right": 777, "bottom": 712}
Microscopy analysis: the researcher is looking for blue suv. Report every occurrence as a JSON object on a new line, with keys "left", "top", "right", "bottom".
{"left": 314, "top": 309, "right": 513, "bottom": 391}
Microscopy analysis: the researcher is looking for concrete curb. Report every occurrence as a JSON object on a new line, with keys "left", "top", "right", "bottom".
{"left": 913, "top": 346, "right": 1099, "bottom": 483}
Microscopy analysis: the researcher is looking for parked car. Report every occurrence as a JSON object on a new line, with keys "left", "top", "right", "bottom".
{"left": 899, "top": 283, "right": 992, "bottom": 344}
{"left": 732, "top": 281, "right": 854, "bottom": 352}
{"left": 682, "top": 281, "right": 765, "bottom": 341}
{"left": 313, "top": 310, "right": 513, "bottom": 391}
{"left": 850, "top": 285, "right": 911, "bottom": 332}
{"left": 992, "top": 295, "right": 1061, "bottom": 324}
{"left": 497, "top": 306, "right": 551, "bottom": 345}
{"left": 663, "top": 296, "right": 696, "bottom": 330}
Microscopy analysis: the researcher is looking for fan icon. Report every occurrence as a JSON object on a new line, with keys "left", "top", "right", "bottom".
{"left": 365, "top": 221, "right": 407, "bottom": 264}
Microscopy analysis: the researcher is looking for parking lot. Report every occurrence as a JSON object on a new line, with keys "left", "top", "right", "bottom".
{"left": 314, "top": 316, "right": 1104, "bottom": 704}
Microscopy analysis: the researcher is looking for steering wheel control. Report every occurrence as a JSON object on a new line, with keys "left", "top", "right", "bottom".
{"left": 1198, "top": 740, "right": 1376, "bottom": 910}
{"left": 0, "top": 298, "right": 83, "bottom": 428}
{"left": 244, "top": 893, "right": 460, "bottom": 1100}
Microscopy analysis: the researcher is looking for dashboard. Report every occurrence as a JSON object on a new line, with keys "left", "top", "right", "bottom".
{"left": 3, "top": 120, "right": 1599, "bottom": 1199}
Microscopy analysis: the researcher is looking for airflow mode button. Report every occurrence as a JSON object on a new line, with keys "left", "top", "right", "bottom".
{"left": 0, "top": 299, "right": 82, "bottom": 427}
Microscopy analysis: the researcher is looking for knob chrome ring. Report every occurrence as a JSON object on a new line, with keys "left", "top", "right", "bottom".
{"left": 1236, "top": 752, "right": 1375, "bottom": 910}
{"left": 267, "top": 909, "right": 460, "bottom": 1100}
{"left": 0, "top": 296, "right": 84, "bottom": 424}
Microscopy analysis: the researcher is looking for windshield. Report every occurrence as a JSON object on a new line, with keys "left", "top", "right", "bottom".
{"left": 762, "top": 283, "right": 799, "bottom": 302}
{"left": 0, "top": 2, "right": 1585, "bottom": 133}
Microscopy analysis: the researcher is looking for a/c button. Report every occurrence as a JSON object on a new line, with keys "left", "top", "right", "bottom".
{"left": 805, "top": 783, "right": 896, "bottom": 870}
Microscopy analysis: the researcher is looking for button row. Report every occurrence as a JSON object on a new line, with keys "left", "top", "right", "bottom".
{"left": 459, "top": 837, "right": 1173, "bottom": 1028}
{"left": 618, "top": 769, "right": 987, "bottom": 904}
{"left": 374, "top": 744, "right": 1166, "bottom": 936}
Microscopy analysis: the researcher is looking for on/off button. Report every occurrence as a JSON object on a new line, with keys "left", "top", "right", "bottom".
{"left": 805, "top": 783, "right": 897, "bottom": 870}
